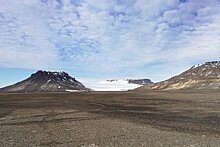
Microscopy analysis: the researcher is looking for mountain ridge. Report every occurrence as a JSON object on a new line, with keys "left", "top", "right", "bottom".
{"left": 0, "top": 70, "right": 90, "bottom": 93}
{"left": 135, "top": 61, "right": 220, "bottom": 91}
{"left": 107, "top": 79, "right": 153, "bottom": 86}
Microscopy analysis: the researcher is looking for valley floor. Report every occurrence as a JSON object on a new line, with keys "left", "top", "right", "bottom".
{"left": 0, "top": 90, "right": 220, "bottom": 146}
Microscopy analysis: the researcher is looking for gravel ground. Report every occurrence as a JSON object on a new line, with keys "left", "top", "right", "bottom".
{"left": 0, "top": 90, "right": 220, "bottom": 146}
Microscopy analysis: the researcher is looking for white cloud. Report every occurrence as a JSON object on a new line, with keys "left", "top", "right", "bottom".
{"left": 0, "top": 0, "right": 220, "bottom": 81}
{"left": 0, "top": 0, "right": 58, "bottom": 69}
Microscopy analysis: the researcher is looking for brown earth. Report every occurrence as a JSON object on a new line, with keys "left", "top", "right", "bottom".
{"left": 0, "top": 90, "right": 220, "bottom": 146}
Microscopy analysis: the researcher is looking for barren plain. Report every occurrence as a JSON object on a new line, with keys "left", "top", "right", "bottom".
{"left": 0, "top": 90, "right": 220, "bottom": 146}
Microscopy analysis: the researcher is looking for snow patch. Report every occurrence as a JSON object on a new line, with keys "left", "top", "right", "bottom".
{"left": 80, "top": 79, "right": 142, "bottom": 91}
{"left": 192, "top": 64, "right": 202, "bottom": 69}
{"left": 41, "top": 70, "right": 66, "bottom": 75}
{"left": 65, "top": 89, "right": 81, "bottom": 92}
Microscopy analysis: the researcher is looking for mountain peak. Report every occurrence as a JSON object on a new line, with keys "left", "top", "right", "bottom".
{"left": 0, "top": 70, "right": 90, "bottom": 93}
{"left": 33, "top": 70, "right": 69, "bottom": 76}
{"left": 205, "top": 61, "right": 220, "bottom": 64}
{"left": 136, "top": 61, "right": 220, "bottom": 91}
{"left": 191, "top": 61, "right": 220, "bottom": 69}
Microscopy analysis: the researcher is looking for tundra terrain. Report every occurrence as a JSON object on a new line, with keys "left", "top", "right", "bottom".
{"left": 0, "top": 90, "right": 220, "bottom": 146}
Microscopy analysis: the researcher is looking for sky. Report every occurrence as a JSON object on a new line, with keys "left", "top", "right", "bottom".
{"left": 0, "top": 0, "right": 220, "bottom": 88}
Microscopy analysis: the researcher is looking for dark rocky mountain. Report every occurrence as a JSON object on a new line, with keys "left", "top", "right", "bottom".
{"left": 136, "top": 61, "right": 220, "bottom": 91}
{"left": 0, "top": 70, "right": 90, "bottom": 93}
{"left": 107, "top": 79, "right": 153, "bottom": 86}
{"left": 127, "top": 79, "right": 153, "bottom": 85}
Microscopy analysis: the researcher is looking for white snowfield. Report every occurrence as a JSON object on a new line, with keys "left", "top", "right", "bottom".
{"left": 81, "top": 79, "right": 142, "bottom": 91}
{"left": 65, "top": 90, "right": 82, "bottom": 92}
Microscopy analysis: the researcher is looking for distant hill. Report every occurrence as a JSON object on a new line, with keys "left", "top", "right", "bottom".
{"left": 0, "top": 70, "right": 90, "bottom": 93}
{"left": 107, "top": 79, "right": 153, "bottom": 86}
{"left": 136, "top": 61, "right": 220, "bottom": 91}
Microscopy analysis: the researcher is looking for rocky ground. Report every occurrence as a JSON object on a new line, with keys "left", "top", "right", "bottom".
{"left": 0, "top": 90, "right": 220, "bottom": 146}
{"left": 136, "top": 61, "right": 220, "bottom": 90}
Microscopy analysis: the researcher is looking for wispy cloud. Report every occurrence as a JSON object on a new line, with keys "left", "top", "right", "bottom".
{"left": 0, "top": 0, "right": 220, "bottom": 81}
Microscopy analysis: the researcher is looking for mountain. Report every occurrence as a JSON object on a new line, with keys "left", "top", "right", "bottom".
{"left": 107, "top": 79, "right": 153, "bottom": 86}
{"left": 84, "top": 79, "right": 153, "bottom": 91}
{"left": 136, "top": 61, "right": 220, "bottom": 91}
{"left": 127, "top": 79, "right": 153, "bottom": 85}
{"left": 0, "top": 70, "right": 90, "bottom": 93}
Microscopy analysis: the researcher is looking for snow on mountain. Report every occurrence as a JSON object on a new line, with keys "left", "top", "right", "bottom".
{"left": 81, "top": 79, "right": 153, "bottom": 91}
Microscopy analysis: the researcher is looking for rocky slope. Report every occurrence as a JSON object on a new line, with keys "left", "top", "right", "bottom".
{"left": 136, "top": 61, "right": 220, "bottom": 91}
{"left": 0, "top": 70, "right": 90, "bottom": 93}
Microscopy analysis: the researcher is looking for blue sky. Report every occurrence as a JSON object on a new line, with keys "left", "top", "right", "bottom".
{"left": 0, "top": 0, "right": 220, "bottom": 87}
